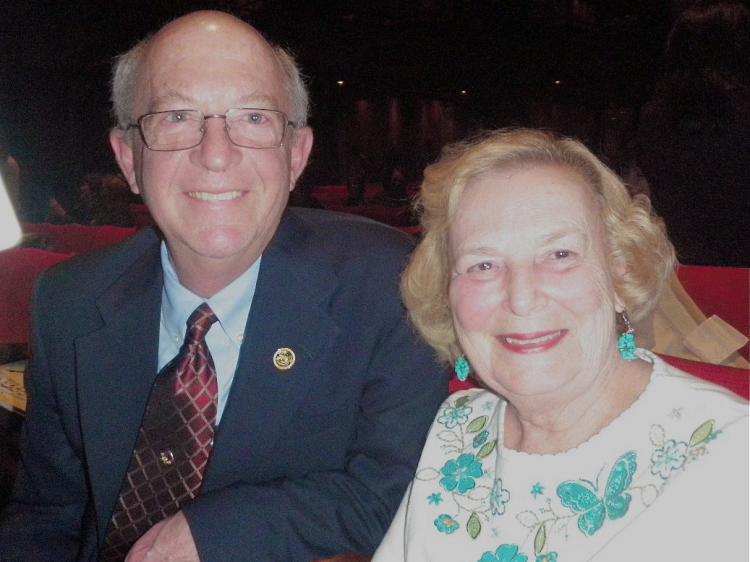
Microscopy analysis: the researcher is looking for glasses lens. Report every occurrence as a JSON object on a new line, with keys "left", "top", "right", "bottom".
{"left": 140, "top": 110, "right": 203, "bottom": 150}
{"left": 226, "top": 109, "right": 286, "bottom": 148}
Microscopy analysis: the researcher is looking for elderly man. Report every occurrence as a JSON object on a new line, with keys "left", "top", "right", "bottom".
{"left": 0, "top": 11, "right": 446, "bottom": 562}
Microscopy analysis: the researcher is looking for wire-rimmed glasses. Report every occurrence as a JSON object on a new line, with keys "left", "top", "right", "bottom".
{"left": 126, "top": 108, "right": 296, "bottom": 151}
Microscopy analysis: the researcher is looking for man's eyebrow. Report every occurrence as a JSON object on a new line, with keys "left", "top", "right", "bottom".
{"left": 236, "top": 93, "right": 278, "bottom": 108}
{"left": 148, "top": 92, "right": 280, "bottom": 111}
{"left": 149, "top": 91, "right": 195, "bottom": 111}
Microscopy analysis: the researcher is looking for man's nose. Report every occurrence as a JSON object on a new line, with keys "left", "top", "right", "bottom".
{"left": 194, "top": 116, "right": 236, "bottom": 171}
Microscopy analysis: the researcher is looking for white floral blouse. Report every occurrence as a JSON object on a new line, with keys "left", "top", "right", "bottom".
{"left": 373, "top": 350, "right": 749, "bottom": 562}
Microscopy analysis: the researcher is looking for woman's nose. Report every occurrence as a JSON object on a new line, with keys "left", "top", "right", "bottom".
{"left": 506, "top": 266, "right": 544, "bottom": 316}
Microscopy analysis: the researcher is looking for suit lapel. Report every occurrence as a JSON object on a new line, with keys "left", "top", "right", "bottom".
{"left": 76, "top": 237, "right": 163, "bottom": 536}
{"left": 205, "top": 211, "right": 339, "bottom": 487}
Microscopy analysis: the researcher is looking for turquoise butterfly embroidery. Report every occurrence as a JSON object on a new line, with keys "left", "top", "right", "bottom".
{"left": 556, "top": 451, "right": 637, "bottom": 536}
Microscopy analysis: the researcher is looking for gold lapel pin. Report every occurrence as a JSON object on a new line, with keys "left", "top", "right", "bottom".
{"left": 273, "top": 347, "right": 296, "bottom": 371}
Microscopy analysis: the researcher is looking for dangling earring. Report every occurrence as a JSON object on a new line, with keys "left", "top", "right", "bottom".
{"left": 454, "top": 355, "right": 471, "bottom": 382}
{"left": 617, "top": 310, "right": 637, "bottom": 361}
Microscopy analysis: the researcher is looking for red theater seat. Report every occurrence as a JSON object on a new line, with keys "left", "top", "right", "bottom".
{"left": 676, "top": 264, "right": 749, "bottom": 358}
{"left": 0, "top": 248, "right": 73, "bottom": 344}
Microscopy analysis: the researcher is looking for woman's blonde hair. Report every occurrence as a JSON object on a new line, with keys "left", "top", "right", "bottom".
{"left": 402, "top": 128, "right": 675, "bottom": 365}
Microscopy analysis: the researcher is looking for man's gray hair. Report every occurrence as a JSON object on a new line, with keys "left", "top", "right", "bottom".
{"left": 111, "top": 36, "right": 151, "bottom": 130}
{"left": 110, "top": 34, "right": 310, "bottom": 130}
{"left": 273, "top": 45, "right": 310, "bottom": 128}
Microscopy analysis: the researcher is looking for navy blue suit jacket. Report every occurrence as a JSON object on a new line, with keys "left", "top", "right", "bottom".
{"left": 0, "top": 208, "right": 447, "bottom": 561}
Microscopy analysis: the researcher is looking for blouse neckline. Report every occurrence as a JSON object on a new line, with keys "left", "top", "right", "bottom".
{"left": 500, "top": 349, "right": 666, "bottom": 460}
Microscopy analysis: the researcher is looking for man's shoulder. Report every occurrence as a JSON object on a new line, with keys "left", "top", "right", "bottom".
{"left": 38, "top": 228, "right": 159, "bottom": 295}
{"left": 268, "top": 208, "right": 416, "bottom": 314}
{"left": 285, "top": 207, "right": 414, "bottom": 254}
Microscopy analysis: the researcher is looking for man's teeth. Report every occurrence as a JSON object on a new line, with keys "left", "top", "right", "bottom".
{"left": 188, "top": 191, "right": 242, "bottom": 201}
{"left": 504, "top": 331, "right": 562, "bottom": 346}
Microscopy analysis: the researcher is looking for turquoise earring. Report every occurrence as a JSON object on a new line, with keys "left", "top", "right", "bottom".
{"left": 617, "top": 311, "right": 637, "bottom": 361}
{"left": 454, "top": 355, "right": 471, "bottom": 382}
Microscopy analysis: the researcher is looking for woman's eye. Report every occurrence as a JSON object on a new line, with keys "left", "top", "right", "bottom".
{"left": 553, "top": 250, "right": 571, "bottom": 259}
{"left": 468, "top": 261, "right": 494, "bottom": 273}
{"left": 545, "top": 249, "right": 579, "bottom": 269}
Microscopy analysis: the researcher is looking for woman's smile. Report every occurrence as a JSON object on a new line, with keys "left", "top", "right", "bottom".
{"left": 496, "top": 329, "right": 567, "bottom": 353}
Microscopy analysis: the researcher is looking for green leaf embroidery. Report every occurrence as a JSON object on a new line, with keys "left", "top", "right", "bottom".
{"left": 689, "top": 419, "right": 715, "bottom": 447}
{"left": 534, "top": 523, "right": 547, "bottom": 555}
{"left": 467, "top": 512, "right": 481, "bottom": 539}
{"left": 466, "top": 416, "right": 488, "bottom": 433}
{"left": 454, "top": 396, "right": 471, "bottom": 408}
{"left": 477, "top": 439, "right": 497, "bottom": 459}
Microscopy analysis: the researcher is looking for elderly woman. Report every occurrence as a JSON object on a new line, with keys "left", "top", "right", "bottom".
{"left": 373, "top": 129, "right": 748, "bottom": 561}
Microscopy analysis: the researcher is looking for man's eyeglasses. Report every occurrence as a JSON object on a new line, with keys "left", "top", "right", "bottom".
{"left": 126, "top": 108, "right": 297, "bottom": 151}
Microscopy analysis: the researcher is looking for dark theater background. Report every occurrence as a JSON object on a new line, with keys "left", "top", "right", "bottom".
{"left": 1, "top": 0, "right": 748, "bottom": 266}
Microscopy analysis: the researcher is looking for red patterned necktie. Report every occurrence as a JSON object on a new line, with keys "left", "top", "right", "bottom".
{"left": 100, "top": 303, "right": 219, "bottom": 561}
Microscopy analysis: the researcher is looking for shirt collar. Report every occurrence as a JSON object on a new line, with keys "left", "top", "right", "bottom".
{"left": 160, "top": 242, "right": 261, "bottom": 346}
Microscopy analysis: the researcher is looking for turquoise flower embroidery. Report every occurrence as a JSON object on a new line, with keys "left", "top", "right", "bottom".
{"left": 440, "top": 453, "right": 484, "bottom": 494}
{"left": 650, "top": 439, "right": 687, "bottom": 479}
{"left": 473, "top": 430, "right": 489, "bottom": 447}
{"left": 531, "top": 483, "right": 544, "bottom": 498}
{"left": 434, "top": 513, "right": 460, "bottom": 534}
{"left": 478, "top": 544, "right": 528, "bottom": 562}
{"left": 536, "top": 553, "right": 558, "bottom": 562}
{"left": 438, "top": 404, "right": 472, "bottom": 429}
{"left": 489, "top": 478, "right": 511, "bottom": 515}
{"left": 427, "top": 492, "right": 443, "bottom": 505}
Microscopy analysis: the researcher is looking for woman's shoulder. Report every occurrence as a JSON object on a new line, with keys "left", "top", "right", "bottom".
{"left": 592, "top": 411, "right": 748, "bottom": 561}
{"left": 646, "top": 351, "right": 748, "bottom": 424}
{"left": 632, "top": 351, "right": 748, "bottom": 471}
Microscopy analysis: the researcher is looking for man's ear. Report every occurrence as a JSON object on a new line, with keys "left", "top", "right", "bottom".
{"left": 288, "top": 126, "right": 314, "bottom": 191}
{"left": 109, "top": 128, "right": 140, "bottom": 195}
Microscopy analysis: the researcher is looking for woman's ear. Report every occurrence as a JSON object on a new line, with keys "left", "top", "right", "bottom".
{"left": 610, "top": 253, "right": 630, "bottom": 313}
{"left": 614, "top": 293, "right": 627, "bottom": 314}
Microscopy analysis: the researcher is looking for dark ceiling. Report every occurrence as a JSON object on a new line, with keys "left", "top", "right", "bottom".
{"left": 0, "top": 0, "right": 736, "bottom": 214}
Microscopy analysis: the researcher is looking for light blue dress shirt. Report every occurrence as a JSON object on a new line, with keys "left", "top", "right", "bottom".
{"left": 158, "top": 243, "right": 260, "bottom": 422}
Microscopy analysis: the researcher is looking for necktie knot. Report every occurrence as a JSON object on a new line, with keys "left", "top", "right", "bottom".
{"left": 185, "top": 303, "right": 218, "bottom": 346}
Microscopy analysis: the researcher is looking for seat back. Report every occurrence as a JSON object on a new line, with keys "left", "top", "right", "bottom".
{"left": 0, "top": 248, "right": 72, "bottom": 344}
{"left": 660, "top": 354, "right": 748, "bottom": 399}
{"left": 324, "top": 204, "right": 412, "bottom": 227}
{"left": 128, "top": 204, "right": 156, "bottom": 229}
{"left": 676, "top": 264, "right": 749, "bottom": 358}
{"left": 22, "top": 223, "right": 136, "bottom": 255}
{"left": 676, "top": 264, "right": 749, "bottom": 335}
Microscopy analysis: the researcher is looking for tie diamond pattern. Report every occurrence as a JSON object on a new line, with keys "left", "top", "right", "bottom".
{"left": 100, "top": 303, "right": 219, "bottom": 561}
